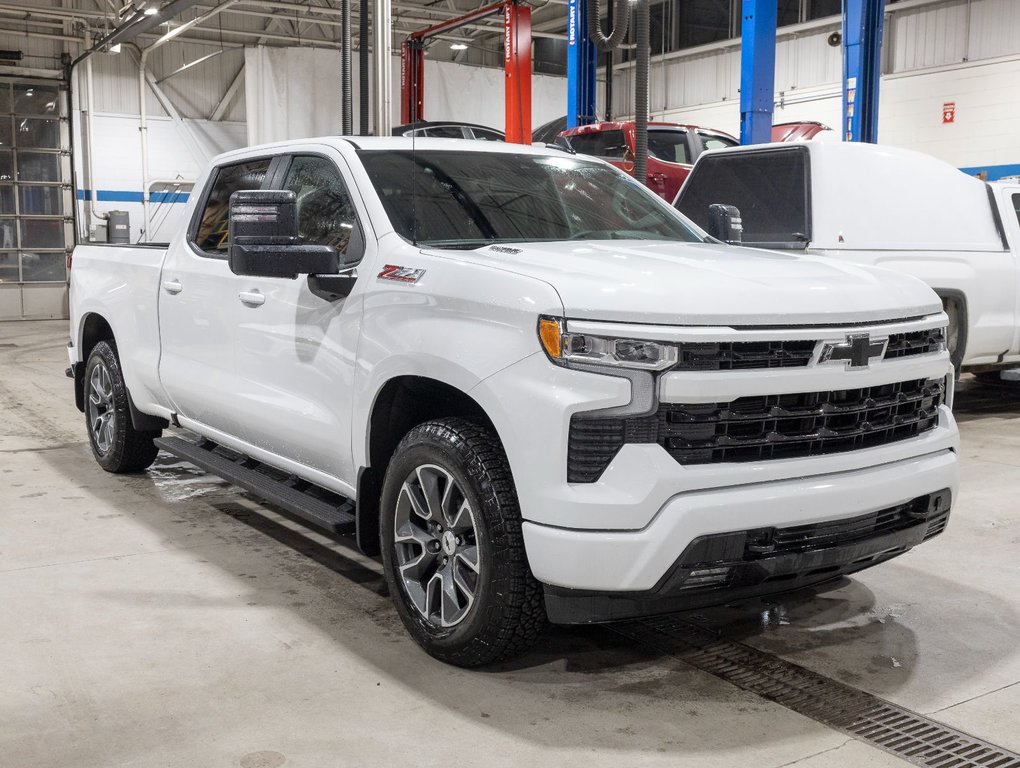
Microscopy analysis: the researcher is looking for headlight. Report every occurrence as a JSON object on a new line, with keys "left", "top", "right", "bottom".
{"left": 538, "top": 316, "right": 678, "bottom": 371}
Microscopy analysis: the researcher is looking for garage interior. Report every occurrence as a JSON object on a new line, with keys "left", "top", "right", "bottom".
{"left": 2, "top": 0, "right": 1020, "bottom": 766}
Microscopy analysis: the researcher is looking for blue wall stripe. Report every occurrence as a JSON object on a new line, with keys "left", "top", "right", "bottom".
{"left": 958, "top": 163, "right": 1020, "bottom": 181}
{"left": 76, "top": 189, "right": 190, "bottom": 203}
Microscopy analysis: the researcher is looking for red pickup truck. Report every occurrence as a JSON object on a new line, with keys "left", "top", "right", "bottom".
{"left": 559, "top": 121, "right": 739, "bottom": 201}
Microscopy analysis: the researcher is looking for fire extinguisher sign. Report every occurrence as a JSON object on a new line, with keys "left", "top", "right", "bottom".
{"left": 942, "top": 102, "right": 956, "bottom": 124}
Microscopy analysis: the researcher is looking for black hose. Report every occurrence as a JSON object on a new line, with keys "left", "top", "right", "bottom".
{"left": 359, "top": 0, "right": 369, "bottom": 134}
{"left": 634, "top": 0, "right": 649, "bottom": 183}
{"left": 340, "top": 0, "right": 353, "bottom": 135}
{"left": 587, "top": 0, "right": 629, "bottom": 53}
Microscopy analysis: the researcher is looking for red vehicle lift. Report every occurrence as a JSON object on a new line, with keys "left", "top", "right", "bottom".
{"left": 400, "top": 0, "right": 532, "bottom": 144}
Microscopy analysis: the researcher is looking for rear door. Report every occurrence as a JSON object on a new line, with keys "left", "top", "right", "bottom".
{"left": 232, "top": 149, "right": 368, "bottom": 486}
{"left": 157, "top": 156, "right": 274, "bottom": 437}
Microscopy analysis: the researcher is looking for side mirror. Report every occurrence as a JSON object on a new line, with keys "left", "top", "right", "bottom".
{"left": 228, "top": 189, "right": 340, "bottom": 279}
{"left": 707, "top": 203, "right": 743, "bottom": 245}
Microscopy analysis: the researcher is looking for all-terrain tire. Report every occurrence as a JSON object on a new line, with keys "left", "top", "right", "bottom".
{"left": 84, "top": 341, "right": 161, "bottom": 473}
{"left": 379, "top": 418, "right": 547, "bottom": 667}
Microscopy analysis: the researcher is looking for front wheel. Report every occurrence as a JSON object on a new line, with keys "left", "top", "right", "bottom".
{"left": 84, "top": 341, "right": 160, "bottom": 473}
{"left": 379, "top": 418, "right": 546, "bottom": 667}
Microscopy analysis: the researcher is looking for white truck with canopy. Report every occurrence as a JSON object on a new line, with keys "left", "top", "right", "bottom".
{"left": 675, "top": 141, "right": 1020, "bottom": 378}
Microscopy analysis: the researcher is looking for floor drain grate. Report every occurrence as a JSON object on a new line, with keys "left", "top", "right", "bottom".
{"left": 611, "top": 615, "right": 1020, "bottom": 767}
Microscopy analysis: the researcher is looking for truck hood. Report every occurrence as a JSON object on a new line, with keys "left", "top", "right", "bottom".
{"left": 439, "top": 240, "right": 940, "bottom": 326}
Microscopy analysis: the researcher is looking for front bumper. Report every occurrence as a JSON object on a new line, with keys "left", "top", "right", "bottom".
{"left": 522, "top": 447, "right": 957, "bottom": 596}
{"left": 543, "top": 487, "right": 951, "bottom": 624}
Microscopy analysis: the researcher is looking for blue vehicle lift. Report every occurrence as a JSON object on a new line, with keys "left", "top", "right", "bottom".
{"left": 566, "top": 0, "right": 598, "bottom": 128}
{"left": 737, "top": 0, "right": 885, "bottom": 145}
{"left": 843, "top": 0, "right": 887, "bottom": 142}
{"left": 739, "top": 0, "right": 777, "bottom": 145}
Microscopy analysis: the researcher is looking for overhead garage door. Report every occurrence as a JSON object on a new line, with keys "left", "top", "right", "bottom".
{"left": 0, "top": 77, "right": 72, "bottom": 321}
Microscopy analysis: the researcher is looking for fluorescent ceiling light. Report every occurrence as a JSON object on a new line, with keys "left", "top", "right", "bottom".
{"left": 449, "top": 43, "right": 468, "bottom": 50}
{"left": 108, "top": 43, "right": 122, "bottom": 53}
{"left": 143, "top": 6, "right": 159, "bottom": 15}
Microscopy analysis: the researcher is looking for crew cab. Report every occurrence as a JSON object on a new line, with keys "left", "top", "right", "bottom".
{"left": 559, "top": 121, "right": 738, "bottom": 201}
{"left": 675, "top": 141, "right": 1020, "bottom": 377}
{"left": 68, "top": 138, "right": 959, "bottom": 666}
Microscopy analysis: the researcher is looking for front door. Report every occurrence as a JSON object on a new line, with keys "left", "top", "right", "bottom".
{"left": 233, "top": 151, "right": 367, "bottom": 487}
{"left": 157, "top": 156, "right": 273, "bottom": 437}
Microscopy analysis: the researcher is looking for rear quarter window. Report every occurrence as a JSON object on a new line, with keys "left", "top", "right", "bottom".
{"left": 675, "top": 147, "right": 810, "bottom": 248}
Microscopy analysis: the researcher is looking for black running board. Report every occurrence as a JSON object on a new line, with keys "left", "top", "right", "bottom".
{"left": 154, "top": 435, "right": 356, "bottom": 536}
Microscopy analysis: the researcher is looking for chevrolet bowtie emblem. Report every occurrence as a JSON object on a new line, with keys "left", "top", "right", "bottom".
{"left": 819, "top": 333, "right": 888, "bottom": 369}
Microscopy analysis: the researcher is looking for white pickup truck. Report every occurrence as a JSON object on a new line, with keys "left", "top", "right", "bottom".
{"left": 68, "top": 137, "right": 959, "bottom": 666}
{"left": 675, "top": 141, "right": 1020, "bottom": 378}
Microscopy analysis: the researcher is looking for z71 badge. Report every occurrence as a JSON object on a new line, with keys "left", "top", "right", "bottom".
{"left": 378, "top": 264, "right": 426, "bottom": 284}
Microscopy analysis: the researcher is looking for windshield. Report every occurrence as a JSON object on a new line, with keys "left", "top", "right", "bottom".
{"left": 358, "top": 150, "right": 703, "bottom": 248}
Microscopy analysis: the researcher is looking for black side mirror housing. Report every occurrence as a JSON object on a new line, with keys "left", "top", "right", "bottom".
{"left": 228, "top": 189, "right": 340, "bottom": 279}
{"left": 707, "top": 203, "right": 743, "bottom": 245}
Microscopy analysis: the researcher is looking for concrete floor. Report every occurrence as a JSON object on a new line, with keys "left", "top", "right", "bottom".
{"left": 2, "top": 319, "right": 1019, "bottom": 768}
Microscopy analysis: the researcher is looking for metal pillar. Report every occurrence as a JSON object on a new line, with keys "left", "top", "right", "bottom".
{"left": 738, "top": 0, "right": 777, "bottom": 146}
{"left": 400, "top": 39, "right": 425, "bottom": 124}
{"left": 372, "top": 0, "right": 392, "bottom": 136}
{"left": 504, "top": 1, "right": 532, "bottom": 143}
{"left": 399, "top": 0, "right": 532, "bottom": 143}
{"left": 843, "top": 0, "right": 886, "bottom": 142}
{"left": 566, "top": 0, "right": 597, "bottom": 128}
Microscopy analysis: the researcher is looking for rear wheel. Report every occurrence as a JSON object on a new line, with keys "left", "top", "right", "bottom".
{"left": 84, "top": 341, "right": 160, "bottom": 473}
{"left": 380, "top": 418, "right": 546, "bottom": 667}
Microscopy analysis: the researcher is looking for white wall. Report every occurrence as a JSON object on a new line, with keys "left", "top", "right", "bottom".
{"left": 78, "top": 44, "right": 568, "bottom": 244}
{"left": 74, "top": 111, "right": 247, "bottom": 244}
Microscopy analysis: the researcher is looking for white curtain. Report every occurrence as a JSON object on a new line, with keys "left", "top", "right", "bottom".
{"left": 244, "top": 45, "right": 567, "bottom": 143}
{"left": 244, "top": 46, "right": 346, "bottom": 145}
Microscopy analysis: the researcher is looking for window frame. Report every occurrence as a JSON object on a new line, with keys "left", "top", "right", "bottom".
{"left": 276, "top": 152, "right": 367, "bottom": 263}
{"left": 187, "top": 154, "right": 281, "bottom": 259}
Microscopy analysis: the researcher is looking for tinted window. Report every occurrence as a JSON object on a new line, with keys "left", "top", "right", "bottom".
{"left": 470, "top": 128, "right": 504, "bottom": 142}
{"left": 676, "top": 147, "right": 809, "bottom": 247}
{"left": 700, "top": 134, "right": 738, "bottom": 151}
{"left": 1013, "top": 193, "right": 1020, "bottom": 228}
{"left": 282, "top": 155, "right": 358, "bottom": 255}
{"left": 426, "top": 125, "right": 466, "bottom": 139}
{"left": 647, "top": 130, "right": 690, "bottom": 164}
{"left": 567, "top": 130, "right": 629, "bottom": 159}
{"left": 195, "top": 159, "right": 270, "bottom": 252}
{"left": 359, "top": 150, "right": 702, "bottom": 247}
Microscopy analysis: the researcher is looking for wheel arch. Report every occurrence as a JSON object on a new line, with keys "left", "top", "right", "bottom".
{"left": 933, "top": 288, "right": 969, "bottom": 372}
{"left": 73, "top": 312, "right": 116, "bottom": 412}
{"left": 76, "top": 312, "right": 167, "bottom": 431}
{"left": 355, "top": 375, "right": 500, "bottom": 556}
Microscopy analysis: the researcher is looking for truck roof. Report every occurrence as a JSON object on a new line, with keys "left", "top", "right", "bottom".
{"left": 212, "top": 135, "right": 571, "bottom": 165}
{"left": 687, "top": 141, "right": 1005, "bottom": 253}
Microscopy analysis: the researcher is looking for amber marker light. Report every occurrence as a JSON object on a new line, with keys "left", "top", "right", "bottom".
{"left": 538, "top": 317, "right": 563, "bottom": 359}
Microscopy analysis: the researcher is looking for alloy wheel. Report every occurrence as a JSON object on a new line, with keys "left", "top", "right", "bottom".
{"left": 87, "top": 362, "right": 116, "bottom": 454}
{"left": 393, "top": 463, "right": 481, "bottom": 628}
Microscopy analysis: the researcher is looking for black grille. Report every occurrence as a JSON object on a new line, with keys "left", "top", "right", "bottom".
{"left": 767, "top": 496, "right": 932, "bottom": 554}
{"left": 567, "top": 378, "right": 944, "bottom": 482}
{"left": 669, "top": 327, "right": 944, "bottom": 372}
{"left": 676, "top": 340, "right": 816, "bottom": 371}
{"left": 884, "top": 326, "right": 945, "bottom": 359}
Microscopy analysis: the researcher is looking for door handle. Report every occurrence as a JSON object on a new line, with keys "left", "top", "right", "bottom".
{"left": 162, "top": 279, "right": 183, "bottom": 295}
{"left": 238, "top": 290, "right": 265, "bottom": 307}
